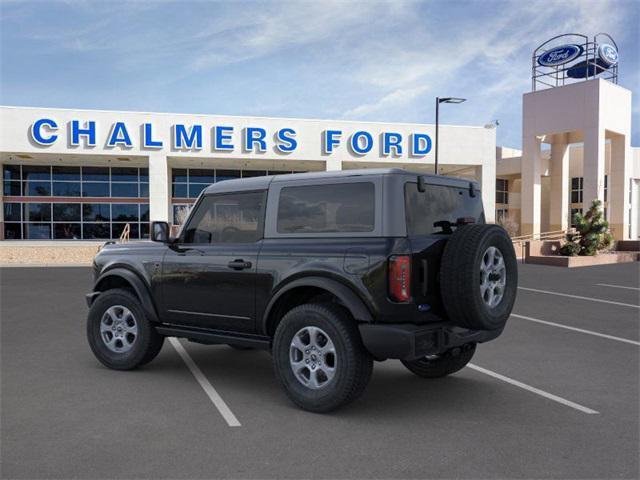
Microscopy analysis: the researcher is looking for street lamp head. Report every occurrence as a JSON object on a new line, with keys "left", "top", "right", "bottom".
{"left": 438, "top": 97, "right": 466, "bottom": 104}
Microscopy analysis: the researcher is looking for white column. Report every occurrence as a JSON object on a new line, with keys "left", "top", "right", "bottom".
{"left": 476, "top": 163, "right": 495, "bottom": 223}
{"left": 148, "top": 153, "right": 171, "bottom": 223}
{"left": 609, "top": 134, "right": 631, "bottom": 240}
{"left": 521, "top": 135, "right": 543, "bottom": 236}
{"left": 325, "top": 158, "right": 342, "bottom": 171}
{"left": 582, "top": 126, "right": 605, "bottom": 211}
{"left": 549, "top": 135, "right": 570, "bottom": 232}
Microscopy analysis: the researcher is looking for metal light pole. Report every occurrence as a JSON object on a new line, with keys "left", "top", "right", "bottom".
{"left": 434, "top": 97, "right": 466, "bottom": 175}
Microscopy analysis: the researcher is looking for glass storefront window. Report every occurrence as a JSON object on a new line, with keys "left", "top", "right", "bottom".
{"left": 82, "top": 167, "right": 109, "bottom": 182}
{"left": 188, "top": 183, "right": 208, "bottom": 198}
{"left": 53, "top": 204, "right": 81, "bottom": 221}
{"left": 111, "top": 183, "right": 139, "bottom": 197}
{"left": 111, "top": 167, "right": 138, "bottom": 181}
{"left": 2, "top": 200, "right": 149, "bottom": 240}
{"left": 3, "top": 164, "right": 21, "bottom": 181}
{"left": 25, "top": 203, "right": 51, "bottom": 222}
{"left": 52, "top": 182, "right": 81, "bottom": 197}
{"left": 83, "top": 203, "right": 110, "bottom": 221}
{"left": 52, "top": 166, "right": 80, "bottom": 181}
{"left": 4, "top": 223, "right": 22, "bottom": 239}
{"left": 54, "top": 223, "right": 81, "bottom": 239}
{"left": 25, "top": 181, "right": 51, "bottom": 196}
{"left": 82, "top": 182, "right": 110, "bottom": 197}
{"left": 215, "top": 170, "right": 241, "bottom": 182}
{"left": 172, "top": 183, "right": 188, "bottom": 198}
{"left": 189, "top": 169, "right": 215, "bottom": 183}
{"left": 24, "top": 223, "right": 51, "bottom": 239}
{"left": 83, "top": 223, "right": 111, "bottom": 239}
{"left": 22, "top": 165, "right": 51, "bottom": 181}
{"left": 242, "top": 170, "right": 268, "bottom": 177}
{"left": 112, "top": 204, "right": 139, "bottom": 222}
{"left": 140, "top": 204, "right": 150, "bottom": 222}
{"left": 3, "top": 181, "right": 21, "bottom": 196}
{"left": 4, "top": 202, "right": 21, "bottom": 221}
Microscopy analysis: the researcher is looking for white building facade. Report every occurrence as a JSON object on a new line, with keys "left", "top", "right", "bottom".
{"left": 0, "top": 106, "right": 496, "bottom": 241}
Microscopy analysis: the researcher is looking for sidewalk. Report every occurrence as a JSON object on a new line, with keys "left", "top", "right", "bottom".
{"left": 0, "top": 240, "right": 105, "bottom": 266}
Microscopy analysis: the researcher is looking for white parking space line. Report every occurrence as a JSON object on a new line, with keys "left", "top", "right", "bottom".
{"left": 596, "top": 283, "right": 640, "bottom": 291}
{"left": 169, "top": 338, "right": 241, "bottom": 427}
{"left": 512, "top": 313, "right": 640, "bottom": 346}
{"left": 518, "top": 286, "right": 640, "bottom": 309}
{"left": 467, "top": 364, "right": 599, "bottom": 415}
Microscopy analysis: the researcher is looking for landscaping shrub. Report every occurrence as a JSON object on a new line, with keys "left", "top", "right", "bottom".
{"left": 560, "top": 199, "right": 613, "bottom": 256}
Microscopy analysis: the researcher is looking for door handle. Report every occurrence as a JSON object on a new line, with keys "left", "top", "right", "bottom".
{"left": 228, "top": 259, "right": 252, "bottom": 270}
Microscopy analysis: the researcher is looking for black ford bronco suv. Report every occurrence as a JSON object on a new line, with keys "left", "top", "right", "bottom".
{"left": 87, "top": 169, "right": 517, "bottom": 412}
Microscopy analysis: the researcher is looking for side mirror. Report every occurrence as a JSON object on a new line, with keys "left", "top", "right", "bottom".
{"left": 151, "top": 221, "right": 170, "bottom": 243}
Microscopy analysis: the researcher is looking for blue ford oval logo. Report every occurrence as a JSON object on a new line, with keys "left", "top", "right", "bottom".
{"left": 538, "top": 44, "right": 583, "bottom": 67}
{"left": 598, "top": 44, "right": 618, "bottom": 66}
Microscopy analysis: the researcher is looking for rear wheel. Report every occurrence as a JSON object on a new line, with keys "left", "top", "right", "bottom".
{"left": 272, "top": 303, "right": 373, "bottom": 412}
{"left": 87, "top": 289, "right": 164, "bottom": 370}
{"left": 401, "top": 344, "right": 476, "bottom": 378}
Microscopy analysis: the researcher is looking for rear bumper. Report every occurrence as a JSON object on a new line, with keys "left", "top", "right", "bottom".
{"left": 359, "top": 322, "right": 503, "bottom": 361}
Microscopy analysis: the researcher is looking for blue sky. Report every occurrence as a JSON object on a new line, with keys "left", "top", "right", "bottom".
{"left": 1, "top": 0, "right": 638, "bottom": 148}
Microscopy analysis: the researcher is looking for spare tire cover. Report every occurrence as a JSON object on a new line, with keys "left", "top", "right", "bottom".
{"left": 439, "top": 224, "right": 517, "bottom": 331}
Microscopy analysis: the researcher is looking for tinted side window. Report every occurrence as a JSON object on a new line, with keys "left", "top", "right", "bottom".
{"left": 277, "top": 182, "right": 374, "bottom": 234}
{"left": 405, "top": 182, "right": 484, "bottom": 236}
{"left": 182, "top": 191, "right": 264, "bottom": 244}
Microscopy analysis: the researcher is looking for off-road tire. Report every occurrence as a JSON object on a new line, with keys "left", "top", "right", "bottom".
{"left": 401, "top": 344, "right": 476, "bottom": 378}
{"left": 272, "top": 303, "right": 373, "bottom": 413}
{"left": 440, "top": 224, "right": 517, "bottom": 330}
{"left": 87, "top": 288, "right": 164, "bottom": 370}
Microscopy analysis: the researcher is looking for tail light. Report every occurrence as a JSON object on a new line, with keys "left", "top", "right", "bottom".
{"left": 389, "top": 255, "right": 411, "bottom": 302}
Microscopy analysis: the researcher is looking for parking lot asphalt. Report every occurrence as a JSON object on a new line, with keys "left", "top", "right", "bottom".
{"left": 1, "top": 263, "right": 638, "bottom": 479}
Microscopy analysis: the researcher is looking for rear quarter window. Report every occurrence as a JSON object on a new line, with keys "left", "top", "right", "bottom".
{"left": 277, "top": 182, "right": 375, "bottom": 234}
{"left": 404, "top": 182, "right": 484, "bottom": 236}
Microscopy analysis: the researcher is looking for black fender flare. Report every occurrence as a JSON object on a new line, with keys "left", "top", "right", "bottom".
{"left": 261, "top": 276, "right": 373, "bottom": 334}
{"left": 92, "top": 267, "right": 160, "bottom": 323}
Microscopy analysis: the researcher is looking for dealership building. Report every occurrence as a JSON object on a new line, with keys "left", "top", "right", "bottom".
{"left": 0, "top": 33, "right": 638, "bottom": 245}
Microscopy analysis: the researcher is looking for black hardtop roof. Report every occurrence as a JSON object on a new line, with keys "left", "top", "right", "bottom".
{"left": 203, "top": 168, "right": 477, "bottom": 194}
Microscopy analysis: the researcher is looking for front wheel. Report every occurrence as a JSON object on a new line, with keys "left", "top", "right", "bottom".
{"left": 272, "top": 303, "right": 373, "bottom": 413}
{"left": 87, "top": 289, "right": 164, "bottom": 370}
{"left": 401, "top": 344, "right": 476, "bottom": 378}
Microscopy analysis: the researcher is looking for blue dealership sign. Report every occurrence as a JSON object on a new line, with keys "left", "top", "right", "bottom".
{"left": 598, "top": 44, "right": 618, "bottom": 66}
{"left": 537, "top": 44, "right": 583, "bottom": 67}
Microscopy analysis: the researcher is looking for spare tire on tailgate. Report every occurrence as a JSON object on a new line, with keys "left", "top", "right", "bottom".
{"left": 439, "top": 224, "right": 517, "bottom": 331}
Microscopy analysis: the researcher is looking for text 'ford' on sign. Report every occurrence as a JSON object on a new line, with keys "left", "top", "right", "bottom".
{"left": 537, "top": 44, "right": 583, "bottom": 67}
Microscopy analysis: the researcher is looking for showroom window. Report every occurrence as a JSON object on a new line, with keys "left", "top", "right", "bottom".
{"left": 2, "top": 164, "right": 149, "bottom": 240}
{"left": 496, "top": 208, "right": 509, "bottom": 222}
{"left": 3, "top": 164, "right": 149, "bottom": 199}
{"left": 496, "top": 179, "right": 509, "bottom": 204}
{"left": 3, "top": 201, "right": 149, "bottom": 240}
{"left": 570, "top": 177, "right": 583, "bottom": 203}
